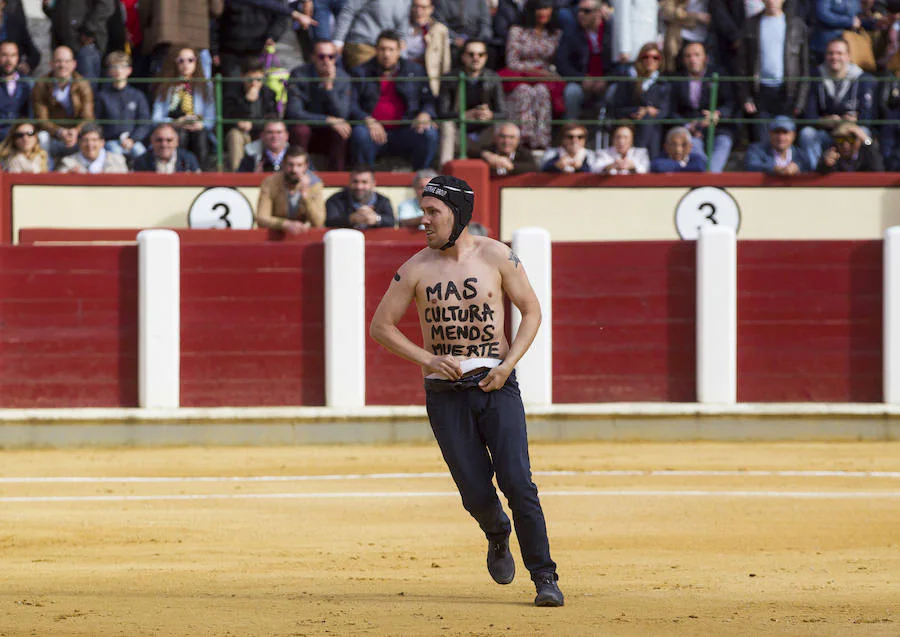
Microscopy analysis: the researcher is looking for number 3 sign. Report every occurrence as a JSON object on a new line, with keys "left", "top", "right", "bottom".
{"left": 674, "top": 186, "right": 741, "bottom": 240}
{"left": 188, "top": 187, "right": 255, "bottom": 230}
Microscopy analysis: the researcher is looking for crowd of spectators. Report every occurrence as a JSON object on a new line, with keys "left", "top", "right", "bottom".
{"left": 1, "top": 0, "right": 900, "bottom": 178}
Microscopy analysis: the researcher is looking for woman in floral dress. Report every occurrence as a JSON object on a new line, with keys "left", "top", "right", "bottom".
{"left": 499, "top": 0, "right": 563, "bottom": 149}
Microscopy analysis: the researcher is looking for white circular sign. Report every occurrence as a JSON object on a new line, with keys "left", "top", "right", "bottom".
{"left": 674, "top": 186, "right": 741, "bottom": 240}
{"left": 188, "top": 187, "right": 254, "bottom": 230}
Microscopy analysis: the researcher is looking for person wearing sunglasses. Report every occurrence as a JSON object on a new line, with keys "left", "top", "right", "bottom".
{"left": 608, "top": 42, "right": 670, "bottom": 157}
{"left": 817, "top": 121, "right": 884, "bottom": 173}
{"left": 438, "top": 39, "right": 507, "bottom": 166}
{"left": 133, "top": 122, "right": 201, "bottom": 172}
{"left": 223, "top": 59, "right": 278, "bottom": 171}
{"left": 0, "top": 122, "right": 48, "bottom": 173}
{"left": 540, "top": 123, "right": 598, "bottom": 172}
{"left": 285, "top": 39, "right": 353, "bottom": 171}
{"left": 660, "top": 0, "right": 711, "bottom": 73}
{"left": 150, "top": 46, "right": 216, "bottom": 169}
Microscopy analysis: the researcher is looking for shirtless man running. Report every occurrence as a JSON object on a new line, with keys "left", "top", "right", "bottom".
{"left": 369, "top": 175, "right": 564, "bottom": 607}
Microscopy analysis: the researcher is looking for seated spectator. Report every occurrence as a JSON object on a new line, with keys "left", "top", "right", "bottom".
{"left": 406, "top": 0, "right": 450, "bottom": 98}
{"left": 738, "top": 0, "right": 810, "bottom": 143}
{"left": 33, "top": 46, "right": 94, "bottom": 164}
{"left": 609, "top": 42, "right": 671, "bottom": 157}
{"left": 438, "top": 39, "right": 506, "bottom": 166}
{"left": 57, "top": 123, "right": 128, "bottom": 173}
{"left": 215, "top": 0, "right": 290, "bottom": 79}
{"left": 43, "top": 0, "right": 114, "bottom": 81}
{"left": 595, "top": 124, "right": 650, "bottom": 174}
{"left": 671, "top": 42, "right": 734, "bottom": 173}
{"left": 238, "top": 118, "right": 289, "bottom": 172}
{"left": 480, "top": 122, "right": 539, "bottom": 175}
{"left": 286, "top": 39, "right": 352, "bottom": 171}
{"left": 744, "top": 115, "right": 812, "bottom": 174}
{"left": 660, "top": 0, "right": 711, "bottom": 73}
{"left": 609, "top": 0, "right": 658, "bottom": 69}
{"left": 498, "top": 0, "right": 563, "bottom": 150}
{"left": 541, "top": 123, "right": 598, "bottom": 172}
{"left": 133, "top": 122, "right": 201, "bottom": 172}
{"left": 349, "top": 30, "right": 439, "bottom": 171}
{"left": 0, "top": 122, "right": 48, "bottom": 173}
{"left": 799, "top": 36, "right": 874, "bottom": 169}
{"left": 434, "top": 0, "right": 492, "bottom": 59}
{"left": 151, "top": 46, "right": 216, "bottom": 169}
{"left": 650, "top": 126, "right": 707, "bottom": 172}
{"left": 397, "top": 168, "right": 438, "bottom": 228}
{"left": 816, "top": 121, "right": 884, "bottom": 172}
{"left": 810, "top": 0, "right": 863, "bottom": 64}
{"left": 0, "top": 41, "right": 31, "bottom": 140}
{"left": 0, "top": 1, "right": 39, "bottom": 74}
{"left": 96, "top": 51, "right": 151, "bottom": 162}
{"left": 255, "top": 146, "right": 325, "bottom": 233}
{"left": 325, "top": 165, "right": 395, "bottom": 228}
{"left": 555, "top": 0, "right": 611, "bottom": 120}
{"left": 139, "top": 0, "right": 223, "bottom": 81}
{"left": 333, "top": 0, "right": 411, "bottom": 69}
{"left": 224, "top": 59, "right": 278, "bottom": 172}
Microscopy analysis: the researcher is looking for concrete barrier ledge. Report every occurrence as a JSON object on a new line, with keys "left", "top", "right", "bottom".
{"left": 1, "top": 403, "right": 899, "bottom": 448}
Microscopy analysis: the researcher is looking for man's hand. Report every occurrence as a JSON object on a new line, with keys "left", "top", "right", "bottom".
{"left": 281, "top": 219, "right": 311, "bottom": 234}
{"left": 120, "top": 136, "right": 135, "bottom": 151}
{"left": 349, "top": 204, "right": 379, "bottom": 226}
{"left": 822, "top": 146, "right": 840, "bottom": 167}
{"left": 327, "top": 116, "right": 352, "bottom": 139}
{"left": 476, "top": 104, "right": 494, "bottom": 120}
{"left": 843, "top": 111, "right": 858, "bottom": 122}
{"left": 291, "top": 11, "right": 319, "bottom": 29}
{"left": 852, "top": 15, "right": 862, "bottom": 29}
{"left": 237, "top": 120, "right": 253, "bottom": 132}
{"left": 645, "top": 106, "right": 659, "bottom": 117}
{"left": 17, "top": 62, "right": 30, "bottom": 75}
{"left": 483, "top": 152, "right": 514, "bottom": 172}
{"left": 744, "top": 100, "right": 757, "bottom": 114}
{"left": 426, "top": 355, "right": 462, "bottom": 380}
{"left": 413, "top": 112, "right": 433, "bottom": 133}
{"left": 478, "top": 363, "right": 512, "bottom": 392}
{"left": 366, "top": 118, "right": 387, "bottom": 144}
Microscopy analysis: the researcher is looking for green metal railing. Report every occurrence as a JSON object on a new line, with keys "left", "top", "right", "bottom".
{"left": 21, "top": 72, "right": 900, "bottom": 173}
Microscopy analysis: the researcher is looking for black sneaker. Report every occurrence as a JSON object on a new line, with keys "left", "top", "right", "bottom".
{"left": 486, "top": 538, "right": 515, "bottom": 585}
{"left": 534, "top": 575, "right": 564, "bottom": 607}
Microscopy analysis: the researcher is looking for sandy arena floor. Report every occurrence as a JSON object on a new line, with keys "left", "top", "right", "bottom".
{"left": 0, "top": 441, "right": 898, "bottom": 636}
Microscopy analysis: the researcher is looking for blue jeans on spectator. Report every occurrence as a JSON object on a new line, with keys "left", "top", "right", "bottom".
{"left": 350, "top": 123, "right": 439, "bottom": 170}
{"left": 564, "top": 82, "right": 584, "bottom": 120}
{"left": 105, "top": 139, "right": 147, "bottom": 161}
{"left": 689, "top": 132, "right": 733, "bottom": 173}
{"left": 310, "top": 0, "right": 346, "bottom": 41}
{"left": 75, "top": 44, "right": 101, "bottom": 81}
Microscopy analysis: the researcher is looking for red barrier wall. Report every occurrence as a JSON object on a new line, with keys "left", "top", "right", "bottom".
{"left": 552, "top": 242, "right": 697, "bottom": 403}
{"left": 364, "top": 242, "right": 426, "bottom": 405}
{"left": 180, "top": 243, "right": 326, "bottom": 407}
{"left": 0, "top": 245, "right": 138, "bottom": 407}
{"left": 737, "top": 241, "right": 883, "bottom": 402}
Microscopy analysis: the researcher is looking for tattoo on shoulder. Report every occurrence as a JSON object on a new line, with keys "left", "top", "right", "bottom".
{"left": 508, "top": 250, "right": 520, "bottom": 268}
{"left": 393, "top": 272, "right": 401, "bottom": 282}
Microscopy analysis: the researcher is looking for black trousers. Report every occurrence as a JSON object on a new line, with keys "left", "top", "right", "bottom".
{"left": 424, "top": 370, "right": 557, "bottom": 581}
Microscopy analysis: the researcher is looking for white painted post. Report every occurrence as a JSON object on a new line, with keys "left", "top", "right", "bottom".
{"left": 511, "top": 227, "right": 552, "bottom": 406}
{"left": 885, "top": 227, "right": 900, "bottom": 404}
{"left": 696, "top": 225, "right": 737, "bottom": 404}
{"left": 325, "top": 229, "right": 366, "bottom": 408}
{"left": 137, "top": 229, "right": 180, "bottom": 408}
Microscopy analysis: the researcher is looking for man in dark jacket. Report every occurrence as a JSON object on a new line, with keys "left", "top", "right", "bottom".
{"left": 438, "top": 39, "right": 506, "bottom": 165}
{"left": 95, "top": 50, "right": 151, "bottom": 161}
{"left": 480, "top": 122, "right": 538, "bottom": 175}
{"left": 42, "top": 0, "right": 115, "bottom": 80}
{"left": 325, "top": 165, "right": 395, "bottom": 228}
{"left": 744, "top": 115, "right": 812, "bottom": 174}
{"left": 739, "top": 0, "right": 810, "bottom": 142}
{"left": 133, "top": 122, "right": 201, "bottom": 172}
{"left": 349, "top": 30, "right": 439, "bottom": 170}
{"left": 223, "top": 59, "right": 278, "bottom": 171}
{"left": 215, "top": 0, "right": 290, "bottom": 79}
{"left": 434, "top": 0, "right": 491, "bottom": 55}
{"left": 816, "top": 121, "right": 884, "bottom": 173}
{"left": 555, "top": 0, "right": 612, "bottom": 120}
{"left": 709, "top": 0, "right": 744, "bottom": 74}
{"left": 285, "top": 39, "right": 353, "bottom": 170}
{"left": 0, "top": 41, "right": 30, "bottom": 139}
{"left": 1, "top": 0, "right": 40, "bottom": 73}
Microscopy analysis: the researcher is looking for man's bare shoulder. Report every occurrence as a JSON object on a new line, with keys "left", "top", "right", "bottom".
{"left": 473, "top": 235, "right": 519, "bottom": 268}
{"left": 394, "top": 247, "right": 436, "bottom": 282}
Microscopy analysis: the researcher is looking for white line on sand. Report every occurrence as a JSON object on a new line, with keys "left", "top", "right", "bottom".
{"left": 3, "top": 490, "right": 900, "bottom": 503}
{"left": 2, "top": 469, "right": 900, "bottom": 484}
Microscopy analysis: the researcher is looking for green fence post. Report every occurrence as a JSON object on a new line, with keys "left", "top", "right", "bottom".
{"left": 705, "top": 73, "right": 719, "bottom": 172}
{"left": 458, "top": 71, "right": 467, "bottom": 160}
{"left": 215, "top": 74, "right": 224, "bottom": 172}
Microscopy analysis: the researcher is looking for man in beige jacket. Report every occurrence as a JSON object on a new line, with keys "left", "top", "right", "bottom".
{"left": 255, "top": 146, "right": 325, "bottom": 234}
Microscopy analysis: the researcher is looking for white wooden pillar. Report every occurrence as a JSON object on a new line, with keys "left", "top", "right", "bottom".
{"left": 511, "top": 227, "right": 552, "bottom": 406}
{"left": 137, "top": 229, "right": 180, "bottom": 408}
{"left": 696, "top": 225, "right": 737, "bottom": 404}
{"left": 885, "top": 227, "right": 900, "bottom": 404}
{"left": 324, "top": 229, "right": 366, "bottom": 408}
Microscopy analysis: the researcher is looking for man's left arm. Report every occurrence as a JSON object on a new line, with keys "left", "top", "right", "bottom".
{"left": 479, "top": 246, "right": 541, "bottom": 392}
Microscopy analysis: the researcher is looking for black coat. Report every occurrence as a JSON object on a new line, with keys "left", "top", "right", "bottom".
{"left": 223, "top": 85, "right": 278, "bottom": 136}
{"left": 554, "top": 20, "right": 613, "bottom": 79}
{"left": 216, "top": 1, "right": 290, "bottom": 56}
{"left": 2, "top": 1, "right": 40, "bottom": 71}
{"left": 325, "top": 189, "right": 395, "bottom": 228}
{"left": 43, "top": 0, "right": 116, "bottom": 55}
{"left": 670, "top": 67, "right": 735, "bottom": 133}
{"left": 133, "top": 148, "right": 201, "bottom": 172}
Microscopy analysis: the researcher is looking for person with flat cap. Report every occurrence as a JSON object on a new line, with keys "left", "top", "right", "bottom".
{"left": 369, "top": 175, "right": 564, "bottom": 608}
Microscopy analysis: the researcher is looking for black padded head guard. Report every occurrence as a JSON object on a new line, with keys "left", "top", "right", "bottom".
{"left": 422, "top": 175, "right": 475, "bottom": 250}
